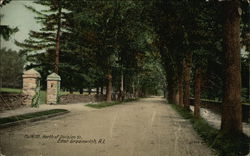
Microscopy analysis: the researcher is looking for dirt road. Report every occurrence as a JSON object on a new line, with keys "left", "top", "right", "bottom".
{"left": 0, "top": 97, "right": 214, "bottom": 156}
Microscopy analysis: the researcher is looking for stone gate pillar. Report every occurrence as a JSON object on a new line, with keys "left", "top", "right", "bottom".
{"left": 22, "top": 69, "right": 41, "bottom": 106}
{"left": 47, "top": 73, "right": 61, "bottom": 104}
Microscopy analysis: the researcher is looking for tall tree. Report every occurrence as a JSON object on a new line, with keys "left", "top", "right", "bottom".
{"left": 15, "top": 0, "right": 67, "bottom": 74}
{"left": 64, "top": 0, "right": 153, "bottom": 100}
{"left": 150, "top": 0, "right": 184, "bottom": 104}
{"left": 54, "top": 0, "right": 62, "bottom": 74}
{"left": 221, "top": 0, "right": 242, "bottom": 134}
{"left": 183, "top": 52, "right": 192, "bottom": 109}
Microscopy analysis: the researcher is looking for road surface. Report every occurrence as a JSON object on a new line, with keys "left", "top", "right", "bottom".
{"left": 0, "top": 97, "right": 214, "bottom": 156}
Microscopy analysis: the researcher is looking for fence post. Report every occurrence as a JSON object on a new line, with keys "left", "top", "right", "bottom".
{"left": 47, "top": 73, "right": 61, "bottom": 104}
{"left": 22, "top": 69, "right": 41, "bottom": 107}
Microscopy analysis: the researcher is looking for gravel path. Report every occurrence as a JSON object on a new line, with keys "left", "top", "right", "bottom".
{"left": 190, "top": 106, "right": 250, "bottom": 137}
{"left": 0, "top": 97, "right": 214, "bottom": 156}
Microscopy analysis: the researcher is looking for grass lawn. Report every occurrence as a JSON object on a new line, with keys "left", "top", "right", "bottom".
{"left": 0, "top": 88, "right": 22, "bottom": 94}
{"left": 39, "top": 91, "right": 46, "bottom": 104}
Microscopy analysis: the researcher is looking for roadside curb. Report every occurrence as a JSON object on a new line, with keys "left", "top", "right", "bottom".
{"left": 0, "top": 110, "right": 70, "bottom": 129}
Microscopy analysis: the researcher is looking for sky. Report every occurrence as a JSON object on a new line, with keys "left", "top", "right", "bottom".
{"left": 0, "top": 0, "right": 41, "bottom": 51}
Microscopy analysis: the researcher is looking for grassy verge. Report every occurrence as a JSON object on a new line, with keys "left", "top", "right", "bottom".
{"left": 171, "top": 104, "right": 250, "bottom": 156}
{"left": 86, "top": 98, "right": 138, "bottom": 109}
{"left": 0, "top": 109, "right": 69, "bottom": 125}
{"left": 39, "top": 90, "right": 46, "bottom": 104}
{"left": 0, "top": 88, "right": 22, "bottom": 94}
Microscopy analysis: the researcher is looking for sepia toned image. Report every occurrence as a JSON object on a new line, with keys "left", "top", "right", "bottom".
{"left": 0, "top": 0, "right": 249, "bottom": 155}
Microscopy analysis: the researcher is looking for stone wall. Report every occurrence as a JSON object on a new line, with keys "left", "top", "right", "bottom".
{"left": 189, "top": 98, "right": 221, "bottom": 114}
{"left": 0, "top": 94, "right": 25, "bottom": 110}
{"left": 59, "top": 94, "right": 105, "bottom": 104}
{"left": 189, "top": 98, "right": 250, "bottom": 122}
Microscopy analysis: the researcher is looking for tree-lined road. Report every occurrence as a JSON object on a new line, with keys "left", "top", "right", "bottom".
{"left": 0, "top": 97, "right": 214, "bottom": 156}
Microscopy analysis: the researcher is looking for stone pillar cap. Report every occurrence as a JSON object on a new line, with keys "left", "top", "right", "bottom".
{"left": 23, "top": 69, "right": 41, "bottom": 78}
{"left": 47, "top": 73, "right": 61, "bottom": 81}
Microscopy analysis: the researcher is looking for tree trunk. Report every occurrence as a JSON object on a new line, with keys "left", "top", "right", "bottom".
{"left": 100, "top": 85, "right": 103, "bottom": 95}
{"left": 106, "top": 74, "right": 112, "bottom": 102}
{"left": 120, "top": 73, "right": 124, "bottom": 92}
{"left": 175, "top": 89, "right": 179, "bottom": 104}
{"left": 167, "top": 75, "right": 178, "bottom": 104}
{"left": 69, "top": 88, "right": 73, "bottom": 94}
{"left": 178, "top": 59, "right": 184, "bottom": 106}
{"left": 178, "top": 76, "right": 183, "bottom": 106}
{"left": 96, "top": 87, "right": 99, "bottom": 95}
{"left": 119, "top": 73, "right": 124, "bottom": 101}
{"left": 79, "top": 88, "right": 83, "bottom": 94}
{"left": 183, "top": 52, "right": 192, "bottom": 109}
{"left": 132, "top": 81, "right": 135, "bottom": 98}
{"left": 221, "top": 0, "right": 242, "bottom": 134}
{"left": 88, "top": 88, "right": 91, "bottom": 95}
{"left": 54, "top": 4, "right": 62, "bottom": 74}
{"left": 194, "top": 67, "right": 202, "bottom": 118}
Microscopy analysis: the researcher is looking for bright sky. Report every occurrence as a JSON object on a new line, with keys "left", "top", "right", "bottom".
{"left": 0, "top": 0, "right": 41, "bottom": 51}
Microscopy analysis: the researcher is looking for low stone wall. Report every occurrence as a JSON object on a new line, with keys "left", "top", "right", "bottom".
{"left": 190, "top": 98, "right": 250, "bottom": 122}
{"left": 0, "top": 94, "right": 25, "bottom": 110}
{"left": 189, "top": 98, "right": 221, "bottom": 114}
{"left": 59, "top": 94, "right": 106, "bottom": 104}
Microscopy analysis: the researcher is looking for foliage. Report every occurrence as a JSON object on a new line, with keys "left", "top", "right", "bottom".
{"left": 0, "top": 23, "right": 18, "bottom": 41}
{"left": 15, "top": 0, "right": 164, "bottom": 96}
{"left": 0, "top": 88, "right": 22, "bottom": 94}
{"left": 15, "top": 0, "right": 68, "bottom": 88}
{"left": 0, "top": 48, "right": 24, "bottom": 88}
{"left": 135, "top": 51, "right": 165, "bottom": 96}
{"left": 241, "top": 1, "right": 250, "bottom": 53}
{"left": 31, "top": 80, "right": 40, "bottom": 107}
{"left": 64, "top": 0, "right": 157, "bottom": 94}
{"left": 11, "top": 0, "right": 249, "bottom": 104}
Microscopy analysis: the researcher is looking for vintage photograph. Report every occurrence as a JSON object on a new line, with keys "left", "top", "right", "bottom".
{"left": 0, "top": 0, "right": 249, "bottom": 155}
